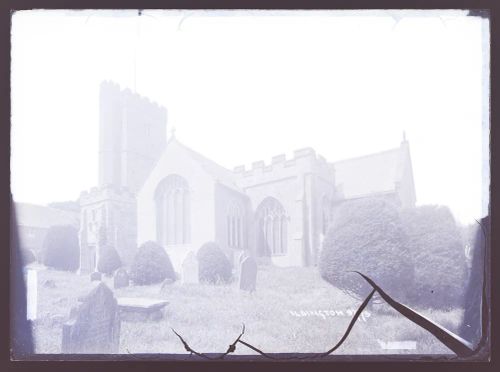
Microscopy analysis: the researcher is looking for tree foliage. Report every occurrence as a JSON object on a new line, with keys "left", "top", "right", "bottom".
{"left": 21, "top": 248, "right": 36, "bottom": 266}
{"left": 401, "top": 205, "right": 467, "bottom": 309}
{"left": 129, "top": 241, "right": 176, "bottom": 285}
{"left": 319, "top": 197, "right": 414, "bottom": 302}
{"left": 197, "top": 242, "right": 232, "bottom": 284}
{"left": 42, "top": 225, "right": 80, "bottom": 271}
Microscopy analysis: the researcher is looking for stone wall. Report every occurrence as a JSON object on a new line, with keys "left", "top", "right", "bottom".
{"left": 213, "top": 182, "right": 251, "bottom": 265}
{"left": 234, "top": 148, "right": 336, "bottom": 267}
{"left": 137, "top": 140, "right": 218, "bottom": 271}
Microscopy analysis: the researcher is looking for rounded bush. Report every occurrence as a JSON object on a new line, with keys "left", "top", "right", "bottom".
{"left": 42, "top": 225, "right": 80, "bottom": 271}
{"left": 129, "top": 241, "right": 175, "bottom": 285}
{"left": 197, "top": 242, "right": 232, "bottom": 284}
{"left": 319, "top": 197, "right": 414, "bottom": 302}
{"left": 97, "top": 246, "right": 122, "bottom": 275}
{"left": 401, "top": 205, "right": 467, "bottom": 309}
{"left": 21, "top": 248, "right": 36, "bottom": 265}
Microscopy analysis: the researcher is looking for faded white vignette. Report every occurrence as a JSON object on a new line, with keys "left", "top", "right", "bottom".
{"left": 10, "top": 9, "right": 489, "bottom": 357}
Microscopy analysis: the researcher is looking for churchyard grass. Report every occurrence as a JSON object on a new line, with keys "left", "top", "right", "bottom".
{"left": 32, "top": 264, "right": 463, "bottom": 355}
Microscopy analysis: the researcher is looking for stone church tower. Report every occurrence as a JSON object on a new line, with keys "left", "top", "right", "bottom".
{"left": 79, "top": 82, "right": 167, "bottom": 273}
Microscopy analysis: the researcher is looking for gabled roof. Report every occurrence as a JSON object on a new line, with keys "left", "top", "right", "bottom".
{"left": 168, "top": 137, "right": 244, "bottom": 193}
{"left": 14, "top": 202, "right": 79, "bottom": 229}
{"left": 332, "top": 144, "right": 409, "bottom": 199}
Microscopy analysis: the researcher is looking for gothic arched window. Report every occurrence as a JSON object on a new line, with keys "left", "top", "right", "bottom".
{"left": 256, "top": 197, "right": 288, "bottom": 256}
{"left": 227, "top": 202, "right": 244, "bottom": 248}
{"left": 154, "top": 174, "right": 190, "bottom": 246}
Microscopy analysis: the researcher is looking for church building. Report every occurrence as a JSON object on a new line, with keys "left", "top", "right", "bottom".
{"left": 79, "top": 82, "right": 416, "bottom": 273}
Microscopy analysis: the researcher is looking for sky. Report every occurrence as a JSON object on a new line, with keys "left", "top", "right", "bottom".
{"left": 10, "top": 10, "right": 489, "bottom": 225}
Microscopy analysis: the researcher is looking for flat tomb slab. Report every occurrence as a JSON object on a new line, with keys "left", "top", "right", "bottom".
{"left": 117, "top": 297, "right": 169, "bottom": 322}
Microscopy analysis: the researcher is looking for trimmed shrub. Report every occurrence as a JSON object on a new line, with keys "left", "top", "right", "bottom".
{"left": 197, "top": 242, "right": 232, "bottom": 284}
{"left": 42, "top": 225, "right": 80, "bottom": 271}
{"left": 401, "top": 205, "right": 467, "bottom": 309}
{"left": 319, "top": 197, "right": 414, "bottom": 302}
{"left": 97, "top": 246, "right": 122, "bottom": 275}
{"left": 21, "top": 248, "right": 36, "bottom": 266}
{"left": 129, "top": 241, "right": 175, "bottom": 285}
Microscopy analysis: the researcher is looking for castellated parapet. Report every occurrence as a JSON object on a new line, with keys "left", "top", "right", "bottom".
{"left": 99, "top": 81, "right": 167, "bottom": 194}
{"left": 79, "top": 184, "right": 136, "bottom": 205}
{"left": 230, "top": 146, "right": 337, "bottom": 267}
{"left": 233, "top": 147, "right": 334, "bottom": 188}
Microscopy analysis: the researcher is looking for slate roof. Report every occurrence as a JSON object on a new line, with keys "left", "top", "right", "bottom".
{"left": 14, "top": 202, "right": 80, "bottom": 229}
{"left": 332, "top": 145, "right": 408, "bottom": 199}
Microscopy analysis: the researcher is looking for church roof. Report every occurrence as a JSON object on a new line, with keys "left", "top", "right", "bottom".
{"left": 14, "top": 202, "right": 80, "bottom": 229}
{"left": 162, "top": 136, "right": 412, "bottom": 201}
{"left": 169, "top": 137, "right": 244, "bottom": 193}
{"left": 332, "top": 144, "right": 408, "bottom": 199}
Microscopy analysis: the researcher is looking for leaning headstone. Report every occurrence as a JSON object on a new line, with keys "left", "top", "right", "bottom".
{"left": 90, "top": 271, "right": 102, "bottom": 282}
{"left": 239, "top": 257, "right": 257, "bottom": 292}
{"left": 113, "top": 268, "right": 129, "bottom": 289}
{"left": 61, "top": 282, "right": 121, "bottom": 353}
{"left": 181, "top": 251, "right": 199, "bottom": 284}
{"left": 234, "top": 251, "right": 247, "bottom": 278}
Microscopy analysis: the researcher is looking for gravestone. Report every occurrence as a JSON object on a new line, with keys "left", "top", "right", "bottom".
{"left": 181, "top": 251, "right": 199, "bottom": 284}
{"left": 234, "top": 251, "right": 247, "bottom": 278}
{"left": 90, "top": 271, "right": 102, "bottom": 282}
{"left": 113, "top": 268, "right": 129, "bottom": 289}
{"left": 239, "top": 257, "right": 257, "bottom": 292}
{"left": 61, "top": 282, "right": 120, "bottom": 353}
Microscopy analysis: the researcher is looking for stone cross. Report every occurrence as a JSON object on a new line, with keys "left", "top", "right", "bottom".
{"left": 61, "top": 282, "right": 120, "bottom": 353}
{"left": 239, "top": 256, "right": 257, "bottom": 292}
{"left": 181, "top": 251, "right": 199, "bottom": 284}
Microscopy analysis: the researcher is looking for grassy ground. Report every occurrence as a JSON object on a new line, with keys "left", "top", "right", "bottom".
{"left": 31, "top": 264, "right": 463, "bottom": 355}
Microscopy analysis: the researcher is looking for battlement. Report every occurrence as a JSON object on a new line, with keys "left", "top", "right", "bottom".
{"left": 272, "top": 154, "right": 286, "bottom": 164}
{"left": 79, "top": 184, "right": 136, "bottom": 206}
{"left": 233, "top": 147, "right": 330, "bottom": 180}
{"left": 100, "top": 80, "right": 167, "bottom": 116}
{"left": 293, "top": 147, "right": 316, "bottom": 158}
{"left": 252, "top": 160, "right": 265, "bottom": 169}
